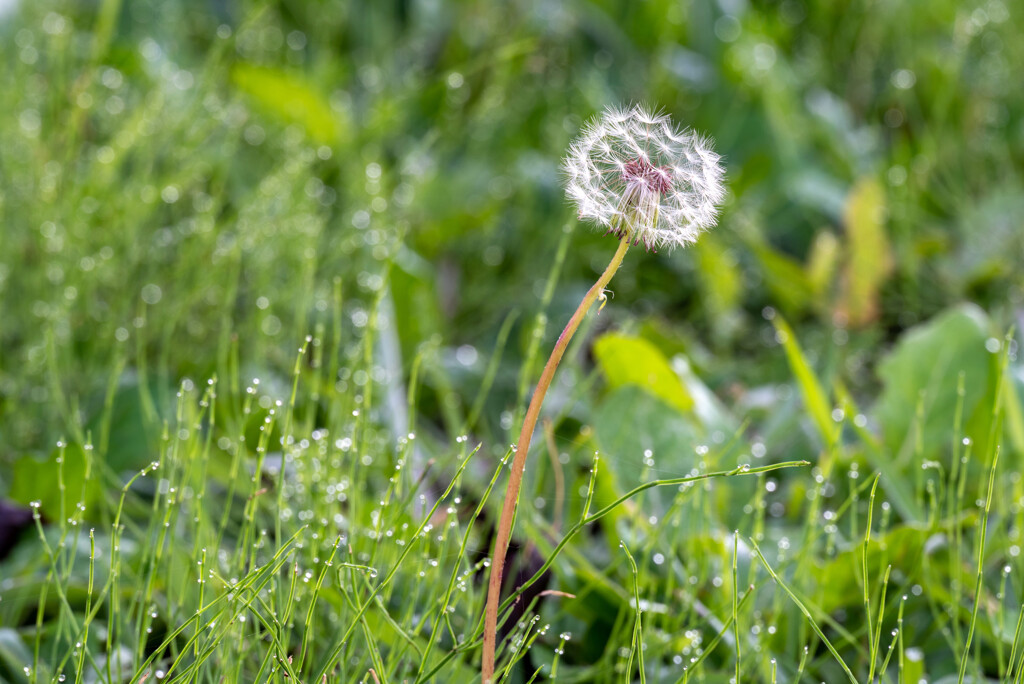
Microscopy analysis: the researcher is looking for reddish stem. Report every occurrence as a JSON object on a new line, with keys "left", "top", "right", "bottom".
{"left": 481, "top": 237, "right": 631, "bottom": 682}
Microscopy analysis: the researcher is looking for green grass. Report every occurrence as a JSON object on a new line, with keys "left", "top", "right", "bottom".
{"left": 1, "top": 297, "right": 1019, "bottom": 682}
{"left": 1, "top": 327, "right": 807, "bottom": 682}
{"left": 1, "top": 0, "right": 1024, "bottom": 682}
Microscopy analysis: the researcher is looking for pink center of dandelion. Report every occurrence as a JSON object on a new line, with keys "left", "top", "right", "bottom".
{"left": 622, "top": 157, "right": 672, "bottom": 194}
{"left": 601, "top": 158, "right": 674, "bottom": 252}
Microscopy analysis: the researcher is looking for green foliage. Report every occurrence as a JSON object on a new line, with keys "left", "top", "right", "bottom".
{"left": 232, "top": 63, "right": 345, "bottom": 144}
{"left": 0, "top": 0, "right": 1022, "bottom": 682}
{"left": 876, "top": 304, "right": 998, "bottom": 460}
{"left": 772, "top": 314, "right": 838, "bottom": 448}
{"left": 593, "top": 333, "right": 694, "bottom": 414}
{"left": 9, "top": 445, "right": 101, "bottom": 521}
{"left": 840, "top": 178, "right": 892, "bottom": 326}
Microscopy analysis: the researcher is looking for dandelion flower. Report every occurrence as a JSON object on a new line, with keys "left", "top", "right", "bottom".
{"left": 563, "top": 104, "right": 725, "bottom": 251}
{"left": 483, "top": 104, "right": 726, "bottom": 683}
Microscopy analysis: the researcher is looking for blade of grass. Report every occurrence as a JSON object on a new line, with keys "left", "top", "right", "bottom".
{"left": 864, "top": 474, "right": 880, "bottom": 682}
{"left": 313, "top": 444, "right": 482, "bottom": 682}
{"left": 750, "top": 538, "right": 857, "bottom": 684}
{"left": 620, "top": 540, "right": 645, "bottom": 684}
{"left": 957, "top": 447, "right": 1000, "bottom": 684}
{"left": 416, "top": 462, "right": 808, "bottom": 684}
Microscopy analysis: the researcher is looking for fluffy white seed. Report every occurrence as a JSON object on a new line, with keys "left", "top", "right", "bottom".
{"left": 563, "top": 104, "right": 725, "bottom": 251}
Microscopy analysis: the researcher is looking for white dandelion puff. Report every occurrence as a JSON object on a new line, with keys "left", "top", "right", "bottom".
{"left": 563, "top": 104, "right": 726, "bottom": 251}
{"left": 482, "top": 105, "right": 726, "bottom": 681}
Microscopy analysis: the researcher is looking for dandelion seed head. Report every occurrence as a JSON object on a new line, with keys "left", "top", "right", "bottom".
{"left": 563, "top": 104, "right": 725, "bottom": 251}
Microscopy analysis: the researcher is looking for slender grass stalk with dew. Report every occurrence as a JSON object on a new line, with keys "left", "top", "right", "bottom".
{"left": 620, "top": 540, "right": 646, "bottom": 684}
{"left": 750, "top": 538, "right": 858, "bottom": 684}
{"left": 480, "top": 104, "right": 726, "bottom": 681}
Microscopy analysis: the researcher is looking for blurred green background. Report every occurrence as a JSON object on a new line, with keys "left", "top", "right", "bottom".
{"left": 3, "top": 1, "right": 1024, "bottom": 681}
{"left": 1, "top": 0, "right": 1022, "bottom": 471}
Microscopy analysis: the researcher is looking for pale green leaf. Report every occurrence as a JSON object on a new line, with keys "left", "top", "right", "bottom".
{"left": 840, "top": 178, "right": 891, "bottom": 326}
{"left": 772, "top": 315, "right": 837, "bottom": 448}
{"left": 232, "top": 63, "right": 343, "bottom": 144}
{"left": 593, "top": 333, "right": 693, "bottom": 414}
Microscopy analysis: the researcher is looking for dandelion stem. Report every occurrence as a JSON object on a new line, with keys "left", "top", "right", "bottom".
{"left": 481, "top": 236, "right": 631, "bottom": 682}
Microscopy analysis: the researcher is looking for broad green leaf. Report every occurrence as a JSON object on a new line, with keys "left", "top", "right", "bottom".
{"left": 591, "top": 385, "right": 699, "bottom": 503}
{"left": 88, "top": 383, "right": 154, "bottom": 473}
{"left": 816, "top": 526, "right": 927, "bottom": 615}
{"left": 9, "top": 444, "right": 102, "bottom": 521}
{"left": 232, "top": 63, "right": 343, "bottom": 144}
{"left": 875, "top": 304, "right": 996, "bottom": 462}
{"left": 589, "top": 386, "right": 703, "bottom": 561}
{"left": 834, "top": 382, "right": 923, "bottom": 521}
{"left": 840, "top": 178, "right": 892, "bottom": 326}
{"left": 593, "top": 333, "right": 693, "bottom": 414}
{"left": 772, "top": 315, "right": 837, "bottom": 448}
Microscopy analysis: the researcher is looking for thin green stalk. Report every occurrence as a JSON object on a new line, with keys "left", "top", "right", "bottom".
{"left": 898, "top": 588, "right": 907, "bottom": 684}
{"left": 621, "top": 540, "right": 645, "bottom": 684}
{"left": 957, "top": 446, "right": 1001, "bottom": 684}
{"left": 733, "top": 530, "right": 742, "bottom": 683}
{"left": 750, "top": 539, "right": 858, "bottom": 684}
{"left": 524, "top": 664, "right": 546, "bottom": 684}
{"left": 136, "top": 397, "right": 187, "bottom": 663}
{"left": 466, "top": 309, "right": 520, "bottom": 433}
{"left": 865, "top": 474, "right": 880, "bottom": 683}
{"left": 313, "top": 445, "right": 481, "bottom": 683}
{"left": 274, "top": 338, "right": 311, "bottom": 560}
{"left": 107, "top": 463, "right": 157, "bottom": 684}
{"left": 878, "top": 594, "right": 905, "bottom": 682}
{"left": 673, "top": 584, "right": 755, "bottom": 684}
{"left": 415, "top": 447, "right": 509, "bottom": 679}
{"left": 950, "top": 372, "right": 967, "bottom": 649}
{"left": 870, "top": 564, "right": 892, "bottom": 682}
{"left": 416, "top": 461, "right": 808, "bottom": 684}
{"left": 297, "top": 537, "right": 343, "bottom": 671}
{"left": 192, "top": 547, "right": 208, "bottom": 676}
{"left": 74, "top": 529, "right": 96, "bottom": 682}
{"left": 1008, "top": 605, "right": 1024, "bottom": 682}
{"left": 1000, "top": 565, "right": 1011, "bottom": 676}
{"left": 513, "top": 226, "right": 574, "bottom": 430}
{"left": 347, "top": 566, "right": 390, "bottom": 684}
{"left": 497, "top": 614, "right": 544, "bottom": 681}
{"left": 488, "top": 461, "right": 810, "bottom": 639}
{"left": 550, "top": 632, "right": 570, "bottom": 680}
{"left": 795, "top": 644, "right": 809, "bottom": 682}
